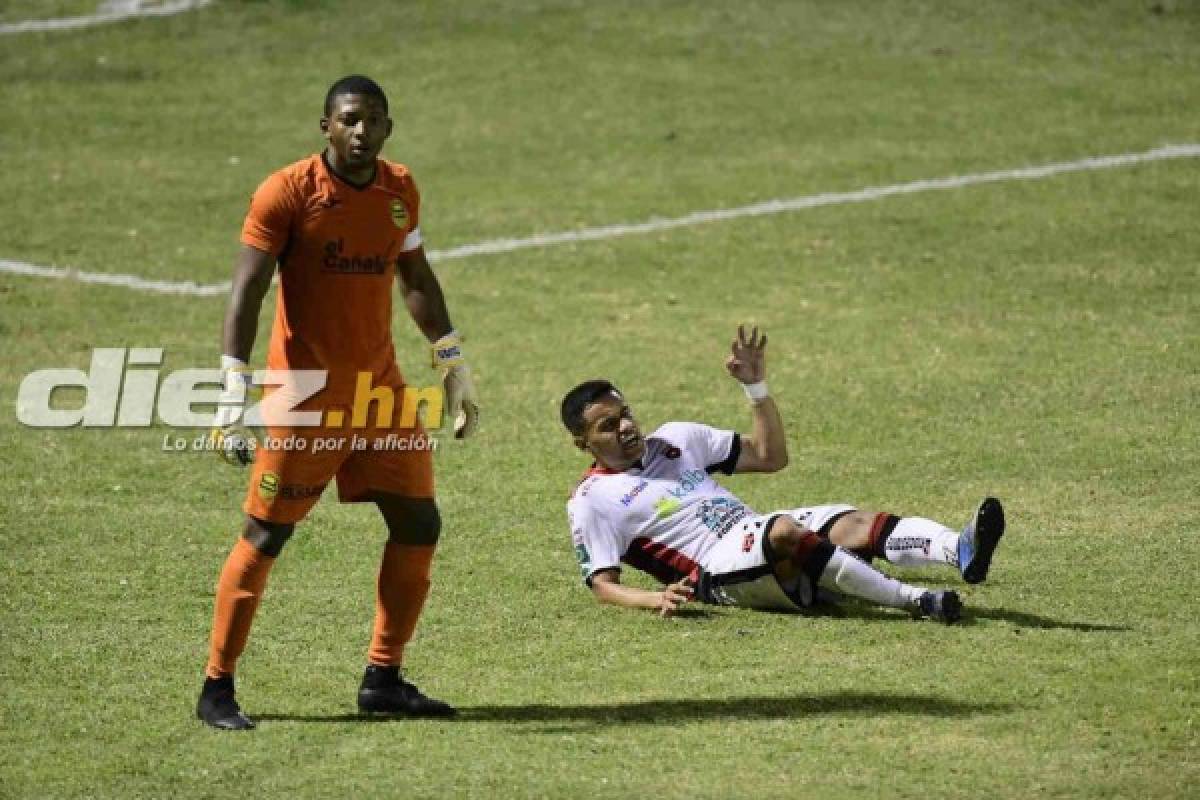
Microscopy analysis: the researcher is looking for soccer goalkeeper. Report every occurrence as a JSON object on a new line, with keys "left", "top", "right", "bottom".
{"left": 561, "top": 326, "right": 1005, "bottom": 620}
{"left": 197, "top": 75, "right": 479, "bottom": 730}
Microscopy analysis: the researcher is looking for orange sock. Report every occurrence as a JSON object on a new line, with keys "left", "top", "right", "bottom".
{"left": 368, "top": 542, "right": 435, "bottom": 667}
{"left": 205, "top": 537, "right": 277, "bottom": 679}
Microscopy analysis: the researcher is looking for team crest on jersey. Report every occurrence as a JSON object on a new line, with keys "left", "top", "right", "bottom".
{"left": 390, "top": 199, "right": 408, "bottom": 228}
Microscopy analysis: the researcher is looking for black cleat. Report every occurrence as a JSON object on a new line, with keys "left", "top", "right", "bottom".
{"left": 918, "top": 590, "right": 963, "bottom": 624}
{"left": 959, "top": 497, "right": 1006, "bottom": 585}
{"left": 196, "top": 676, "right": 256, "bottom": 730}
{"left": 357, "top": 665, "right": 457, "bottom": 718}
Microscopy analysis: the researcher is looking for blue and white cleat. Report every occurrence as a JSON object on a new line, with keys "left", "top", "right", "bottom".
{"left": 959, "top": 497, "right": 1005, "bottom": 585}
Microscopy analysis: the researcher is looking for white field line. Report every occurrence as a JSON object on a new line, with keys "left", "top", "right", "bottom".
{"left": 0, "top": 0, "right": 212, "bottom": 35}
{"left": 2, "top": 143, "right": 1198, "bottom": 297}
{"left": 0, "top": 259, "right": 231, "bottom": 295}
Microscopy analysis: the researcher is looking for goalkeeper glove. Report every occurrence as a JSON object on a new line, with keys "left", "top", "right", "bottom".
{"left": 209, "top": 355, "right": 258, "bottom": 466}
{"left": 431, "top": 331, "right": 480, "bottom": 439}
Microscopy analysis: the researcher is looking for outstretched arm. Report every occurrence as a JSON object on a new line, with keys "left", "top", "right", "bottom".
{"left": 726, "top": 326, "right": 788, "bottom": 473}
{"left": 590, "top": 570, "right": 694, "bottom": 618}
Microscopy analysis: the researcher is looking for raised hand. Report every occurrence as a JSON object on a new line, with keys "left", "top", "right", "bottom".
{"left": 724, "top": 325, "right": 767, "bottom": 385}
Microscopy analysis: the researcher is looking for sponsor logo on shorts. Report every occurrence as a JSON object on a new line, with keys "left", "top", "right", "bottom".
{"left": 742, "top": 532, "right": 755, "bottom": 553}
{"left": 279, "top": 482, "right": 326, "bottom": 500}
{"left": 258, "top": 471, "right": 280, "bottom": 500}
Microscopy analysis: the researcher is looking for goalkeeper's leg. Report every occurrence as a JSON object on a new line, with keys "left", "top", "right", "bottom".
{"left": 197, "top": 517, "right": 293, "bottom": 730}
{"left": 357, "top": 493, "right": 455, "bottom": 717}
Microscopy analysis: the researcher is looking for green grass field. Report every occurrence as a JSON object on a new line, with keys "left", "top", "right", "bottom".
{"left": 2, "top": 1, "right": 1198, "bottom": 797}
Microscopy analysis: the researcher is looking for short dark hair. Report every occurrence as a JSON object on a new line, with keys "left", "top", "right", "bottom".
{"left": 561, "top": 380, "right": 621, "bottom": 436}
{"left": 324, "top": 74, "right": 389, "bottom": 116}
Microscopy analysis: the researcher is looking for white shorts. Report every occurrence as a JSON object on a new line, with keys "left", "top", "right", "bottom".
{"left": 698, "top": 504, "right": 856, "bottom": 611}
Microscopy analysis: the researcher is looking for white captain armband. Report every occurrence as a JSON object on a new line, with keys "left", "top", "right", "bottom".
{"left": 401, "top": 226, "right": 423, "bottom": 253}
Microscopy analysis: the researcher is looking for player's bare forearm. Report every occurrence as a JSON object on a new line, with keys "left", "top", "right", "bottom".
{"left": 396, "top": 247, "right": 453, "bottom": 342}
{"left": 222, "top": 245, "right": 277, "bottom": 361}
{"left": 591, "top": 571, "right": 693, "bottom": 616}
{"left": 743, "top": 395, "right": 788, "bottom": 473}
{"left": 592, "top": 581, "right": 664, "bottom": 610}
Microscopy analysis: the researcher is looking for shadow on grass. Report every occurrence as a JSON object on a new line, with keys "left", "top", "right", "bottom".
{"left": 787, "top": 601, "right": 1131, "bottom": 632}
{"left": 964, "top": 605, "right": 1131, "bottom": 632}
{"left": 255, "top": 691, "right": 1015, "bottom": 728}
{"left": 664, "top": 606, "right": 720, "bottom": 620}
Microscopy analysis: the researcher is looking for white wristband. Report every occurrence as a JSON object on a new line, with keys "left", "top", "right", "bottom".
{"left": 741, "top": 381, "right": 769, "bottom": 402}
{"left": 220, "top": 355, "right": 252, "bottom": 393}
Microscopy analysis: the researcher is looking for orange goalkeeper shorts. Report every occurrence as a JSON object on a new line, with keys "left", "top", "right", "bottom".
{"left": 242, "top": 412, "right": 436, "bottom": 524}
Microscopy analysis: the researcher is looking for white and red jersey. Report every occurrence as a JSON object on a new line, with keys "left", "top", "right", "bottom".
{"left": 567, "top": 422, "right": 749, "bottom": 586}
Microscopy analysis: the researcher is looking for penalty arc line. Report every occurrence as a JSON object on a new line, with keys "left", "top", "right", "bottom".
{"left": 2, "top": 143, "right": 1199, "bottom": 297}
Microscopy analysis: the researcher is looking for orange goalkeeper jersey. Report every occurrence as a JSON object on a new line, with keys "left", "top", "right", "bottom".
{"left": 240, "top": 153, "right": 421, "bottom": 404}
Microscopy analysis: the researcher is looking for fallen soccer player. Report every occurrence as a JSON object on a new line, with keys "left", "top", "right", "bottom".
{"left": 561, "top": 326, "right": 1005, "bottom": 622}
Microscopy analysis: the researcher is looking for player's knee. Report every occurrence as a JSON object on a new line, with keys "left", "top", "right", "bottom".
{"left": 826, "top": 511, "right": 875, "bottom": 549}
{"left": 767, "top": 516, "right": 836, "bottom": 582}
{"left": 766, "top": 516, "right": 810, "bottom": 559}
{"left": 241, "top": 516, "right": 295, "bottom": 557}
{"left": 385, "top": 500, "right": 441, "bottom": 546}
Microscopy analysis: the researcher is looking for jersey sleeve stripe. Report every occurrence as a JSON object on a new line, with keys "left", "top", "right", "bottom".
{"left": 707, "top": 433, "right": 741, "bottom": 475}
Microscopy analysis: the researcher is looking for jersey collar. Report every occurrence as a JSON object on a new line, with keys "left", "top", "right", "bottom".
{"left": 320, "top": 151, "right": 376, "bottom": 191}
{"left": 584, "top": 458, "right": 642, "bottom": 477}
